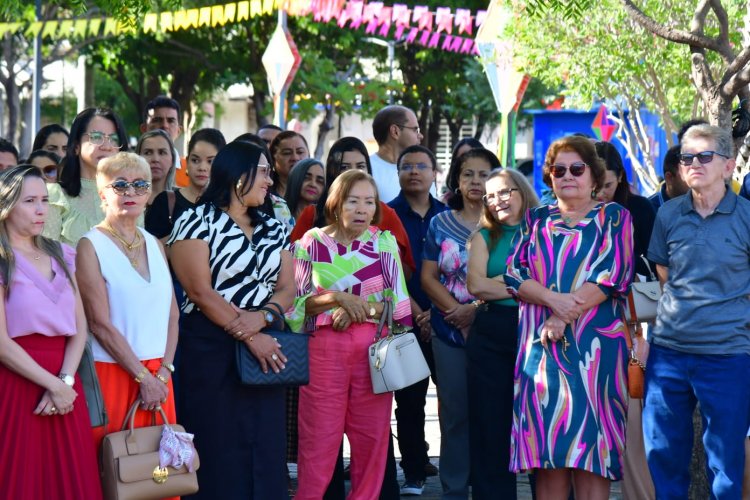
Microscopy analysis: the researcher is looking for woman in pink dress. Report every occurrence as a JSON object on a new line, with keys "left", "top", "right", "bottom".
{"left": 0, "top": 165, "right": 102, "bottom": 499}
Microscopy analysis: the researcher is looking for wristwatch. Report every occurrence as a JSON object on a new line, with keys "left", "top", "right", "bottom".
{"left": 263, "top": 310, "right": 275, "bottom": 325}
{"left": 59, "top": 373, "right": 75, "bottom": 386}
{"left": 161, "top": 361, "right": 175, "bottom": 373}
{"left": 369, "top": 306, "right": 377, "bottom": 318}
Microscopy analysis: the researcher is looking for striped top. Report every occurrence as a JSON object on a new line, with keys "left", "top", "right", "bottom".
{"left": 287, "top": 226, "right": 411, "bottom": 333}
{"left": 423, "top": 210, "right": 477, "bottom": 304}
{"left": 168, "top": 204, "right": 290, "bottom": 314}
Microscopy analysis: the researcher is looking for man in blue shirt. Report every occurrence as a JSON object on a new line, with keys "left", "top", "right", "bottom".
{"left": 645, "top": 124, "right": 750, "bottom": 499}
{"left": 388, "top": 144, "right": 447, "bottom": 496}
{"left": 649, "top": 144, "right": 688, "bottom": 211}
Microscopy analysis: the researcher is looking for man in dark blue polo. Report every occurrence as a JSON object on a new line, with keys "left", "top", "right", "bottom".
{"left": 645, "top": 124, "right": 750, "bottom": 498}
{"left": 388, "top": 144, "right": 447, "bottom": 496}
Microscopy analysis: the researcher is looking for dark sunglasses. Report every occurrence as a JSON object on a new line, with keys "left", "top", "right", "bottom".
{"left": 106, "top": 179, "right": 151, "bottom": 196}
{"left": 550, "top": 162, "right": 587, "bottom": 178}
{"left": 40, "top": 165, "right": 57, "bottom": 178}
{"left": 679, "top": 150, "right": 728, "bottom": 165}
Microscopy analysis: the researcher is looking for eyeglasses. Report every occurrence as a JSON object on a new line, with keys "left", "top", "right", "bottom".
{"left": 483, "top": 188, "right": 518, "bottom": 205}
{"left": 679, "top": 150, "right": 728, "bottom": 165}
{"left": 400, "top": 162, "right": 430, "bottom": 172}
{"left": 84, "top": 131, "right": 122, "bottom": 148}
{"left": 550, "top": 162, "right": 587, "bottom": 178}
{"left": 106, "top": 179, "right": 151, "bottom": 196}
{"left": 397, "top": 124, "right": 421, "bottom": 135}
{"left": 257, "top": 164, "right": 273, "bottom": 179}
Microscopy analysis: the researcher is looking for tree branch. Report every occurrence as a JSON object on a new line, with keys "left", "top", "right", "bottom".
{"left": 620, "top": 0, "right": 720, "bottom": 52}
{"left": 721, "top": 45, "right": 750, "bottom": 91}
{"left": 708, "top": 0, "right": 729, "bottom": 48}
{"left": 690, "top": 48, "right": 716, "bottom": 103}
{"left": 723, "top": 64, "right": 750, "bottom": 99}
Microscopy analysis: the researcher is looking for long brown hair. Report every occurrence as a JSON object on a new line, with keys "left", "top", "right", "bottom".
{"left": 0, "top": 165, "right": 75, "bottom": 296}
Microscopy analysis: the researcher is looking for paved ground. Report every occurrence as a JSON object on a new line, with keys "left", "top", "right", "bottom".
{"left": 290, "top": 381, "right": 624, "bottom": 499}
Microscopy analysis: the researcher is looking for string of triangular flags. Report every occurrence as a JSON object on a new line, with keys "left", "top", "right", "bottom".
{"left": 0, "top": 0, "right": 484, "bottom": 54}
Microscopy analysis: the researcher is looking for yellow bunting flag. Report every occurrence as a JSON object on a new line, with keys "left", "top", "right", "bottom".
{"left": 102, "top": 18, "right": 118, "bottom": 35}
{"left": 160, "top": 12, "right": 173, "bottom": 31}
{"left": 198, "top": 7, "right": 211, "bottom": 26}
{"left": 88, "top": 18, "right": 102, "bottom": 37}
{"left": 237, "top": 1, "right": 250, "bottom": 21}
{"left": 118, "top": 21, "right": 135, "bottom": 34}
{"left": 24, "top": 21, "right": 43, "bottom": 38}
{"left": 0, "top": 23, "right": 22, "bottom": 38}
{"left": 73, "top": 19, "right": 88, "bottom": 38}
{"left": 41, "top": 21, "right": 58, "bottom": 39}
{"left": 212, "top": 4, "right": 236, "bottom": 26}
{"left": 186, "top": 9, "right": 200, "bottom": 28}
{"left": 262, "top": 0, "right": 275, "bottom": 15}
{"left": 58, "top": 20, "right": 74, "bottom": 35}
{"left": 173, "top": 10, "right": 187, "bottom": 30}
{"left": 143, "top": 13, "right": 158, "bottom": 32}
{"left": 251, "top": 0, "right": 262, "bottom": 17}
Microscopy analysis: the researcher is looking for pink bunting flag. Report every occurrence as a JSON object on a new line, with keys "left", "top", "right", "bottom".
{"left": 405, "top": 27, "right": 419, "bottom": 43}
{"left": 362, "top": 1, "right": 383, "bottom": 24}
{"left": 392, "top": 4, "right": 410, "bottom": 28}
{"left": 449, "top": 36, "right": 462, "bottom": 52}
{"left": 441, "top": 34, "right": 453, "bottom": 50}
{"left": 345, "top": 0, "right": 364, "bottom": 28}
{"left": 460, "top": 38, "right": 474, "bottom": 54}
{"left": 435, "top": 7, "right": 453, "bottom": 34}
{"left": 455, "top": 8, "right": 472, "bottom": 35}
{"left": 378, "top": 6, "right": 392, "bottom": 36}
{"left": 428, "top": 31, "right": 440, "bottom": 48}
{"left": 418, "top": 30, "right": 430, "bottom": 46}
{"left": 412, "top": 5, "right": 433, "bottom": 31}
{"left": 475, "top": 10, "right": 487, "bottom": 28}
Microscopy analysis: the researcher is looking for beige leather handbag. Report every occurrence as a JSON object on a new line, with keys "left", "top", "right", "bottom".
{"left": 101, "top": 400, "right": 200, "bottom": 500}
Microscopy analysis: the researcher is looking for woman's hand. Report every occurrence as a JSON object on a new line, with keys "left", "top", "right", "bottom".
{"left": 332, "top": 307, "right": 353, "bottom": 331}
{"left": 444, "top": 303, "right": 476, "bottom": 330}
{"left": 414, "top": 309, "right": 432, "bottom": 342}
{"left": 334, "top": 292, "right": 369, "bottom": 324}
{"left": 224, "top": 304, "right": 267, "bottom": 340}
{"left": 245, "top": 333, "right": 287, "bottom": 374}
{"left": 34, "top": 382, "right": 76, "bottom": 416}
{"left": 540, "top": 315, "right": 567, "bottom": 348}
{"left": 139, "top": 375, "right": 169, "bottom": 410}
{"left": 546, "top": 292, "right": 584, "bottom": 323}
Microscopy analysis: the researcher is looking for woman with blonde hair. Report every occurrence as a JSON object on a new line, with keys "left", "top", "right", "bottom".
{"left": 0, "top": 165, "right": 102, "bottom": 499}
{"left": 466, "top": 168, "right": 539, "bottom": 498}
{"left": 75, "top": 152, "right": 178, "bottom": 451}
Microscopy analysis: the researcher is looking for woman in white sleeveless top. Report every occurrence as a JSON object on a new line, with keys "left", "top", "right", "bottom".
{"left": 75, "top": 152, "right": 179, "bottom": 454}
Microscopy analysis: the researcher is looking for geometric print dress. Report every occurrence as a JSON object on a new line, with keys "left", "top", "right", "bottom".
{"left": 504, "top": 202, "right": 634, "bottom": 480}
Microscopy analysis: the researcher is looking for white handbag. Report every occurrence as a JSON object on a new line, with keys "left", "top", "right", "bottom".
{"left": 624, "top": 256, "right": 661, "bottom": 323}
{"left": 369, "top": 298, "right": 431, "bottom": 394}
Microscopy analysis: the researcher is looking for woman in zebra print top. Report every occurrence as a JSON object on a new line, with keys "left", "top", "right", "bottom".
{"left": 169, "top": 140, "right": 295, "bottom": 499}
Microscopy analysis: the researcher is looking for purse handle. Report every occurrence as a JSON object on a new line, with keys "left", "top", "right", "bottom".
{"left": 639, "top": 254, "right": 657, "bottom": 282}
{"left": 374, "top": 297, "right": 393, "bottom": 341}
{"left": 258, "top": 305, "right": 291, "bottom": 332}
{"left": 121, "top": 399, "right": 170, "bottom": 433}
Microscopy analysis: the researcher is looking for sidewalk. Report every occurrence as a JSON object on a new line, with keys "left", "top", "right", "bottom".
{"left": 291, "top": 381, "right": 623, "bottom": 499}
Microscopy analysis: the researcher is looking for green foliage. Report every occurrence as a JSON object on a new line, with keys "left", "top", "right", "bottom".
{"left": 508, "top": 0, "right": 699, "bottom": 133}
{"left": 0, "top": 1, "right": 181, "bottom": 24}
{"left": 524, "top": 0, "right": 594, "bottom": 20}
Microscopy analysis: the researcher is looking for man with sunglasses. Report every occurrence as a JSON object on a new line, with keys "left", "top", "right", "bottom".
{"left": 645, "top": 124, "right": 750, "bottom": 499}
{"left": 370, "top": 105, "right": 427, "bottom": 203}
{"left": 387, "top": 145, "right": 446, "bottom": 496}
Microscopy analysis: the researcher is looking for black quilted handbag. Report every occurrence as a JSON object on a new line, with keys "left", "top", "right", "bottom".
{"left": 235, "top": 308, "right": 310, "bottom": 386}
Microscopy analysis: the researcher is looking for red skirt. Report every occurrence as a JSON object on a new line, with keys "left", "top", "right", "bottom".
{"left": 0, "top": 334, "right": 103, "bottom": 500}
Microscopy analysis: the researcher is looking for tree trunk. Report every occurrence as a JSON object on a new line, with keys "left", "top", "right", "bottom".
{"left": 313, "top": 103, "right": 335, "bottom": 160}
{"left": 426, "top": 105, "right": 442, "bottom": 154}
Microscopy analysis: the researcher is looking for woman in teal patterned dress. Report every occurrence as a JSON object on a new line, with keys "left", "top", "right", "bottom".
{"left": 505, "top": 136, "right": 634, "bottom": 499}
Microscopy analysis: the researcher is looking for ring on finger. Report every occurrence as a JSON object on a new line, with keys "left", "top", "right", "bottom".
{"left": 271, "top": 353, "right": 279, "bottom": 361}
{"left": 50, "top": 406, "right": 57, "bottom": 413}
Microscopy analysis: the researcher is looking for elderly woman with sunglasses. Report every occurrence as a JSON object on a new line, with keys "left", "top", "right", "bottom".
{"left": 505, "top": 135, "right": 634, "bottom": 500}
{"left": 45, "top": 108, "right": 130, "bottom": 246}
{"left": 75, "top": 153, "right": 178, "bottom": 453}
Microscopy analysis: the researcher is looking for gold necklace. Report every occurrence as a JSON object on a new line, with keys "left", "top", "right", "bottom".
{"left": 560, "top": 203, "right": 594, "bottom": 225}
{"left": 102, "top": 222, "right": 143, "bottom": 268}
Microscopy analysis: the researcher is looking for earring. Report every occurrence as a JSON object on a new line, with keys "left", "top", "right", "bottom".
{"left": 454, "top": 187, "right": 461, "bottom": 195}
{"left": 591, "top": 188, "right": 597, "bottom": 199}
{"left": 335, "top": 213, "right": 339, "bottom": 222}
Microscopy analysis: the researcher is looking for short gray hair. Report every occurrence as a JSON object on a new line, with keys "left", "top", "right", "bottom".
{"left": 681, "top": 124, "right": 733, "bottom": 158}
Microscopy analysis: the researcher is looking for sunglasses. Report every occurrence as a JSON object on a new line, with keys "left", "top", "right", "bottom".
{"left": 679, "top": 150, "right": 728, "bottom": 165}
{"left": 40, "top": 165, "right": 57, "bottom": 178}
{"left": 85, "top": 131, "right": 122, "bottom": 148}
{"left": 550, "top": 162, "right": 587, "bottom": 178}
{"left": 106, "top": 179, "right": 151, "bottom": 196}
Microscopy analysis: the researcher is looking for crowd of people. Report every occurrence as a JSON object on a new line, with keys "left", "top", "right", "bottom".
{"left": 0, "top": 94, "right": 748, "bottom": 500}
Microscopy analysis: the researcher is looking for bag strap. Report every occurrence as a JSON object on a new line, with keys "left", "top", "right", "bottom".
{"left": 626, "top": 290, "right": 640, "bottom": 325}
{"left": 167, "top": 190, "right": 176, "bottom": 224}
{"left": 121, "top": 398, "right": 170, "bottom": 432}
{"left": 639, "top": 254, "right": 657, "bottom": 281}
{"left": 374, "top": 297, "right": 393, "bottom": 341}
{"left": 259, "top": 305, "right": 291, "bottom": 332}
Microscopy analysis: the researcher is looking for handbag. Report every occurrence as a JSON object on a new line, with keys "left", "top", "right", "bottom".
{"left": 369, "top": 298, "right": 431, "bottom": 394}
{"left": 430, "top": 305, "right": 465, "bottom": 348}
{"left": 77, "top": 337, "right": 107, "bottom": 427}
{"left": 624, "top": 256, "right": 661, "bottom": 323}
{"left": 101, "top": 400, "right": 200, "bottom": 500}
{"left": 235, "top": 308, "right": 310, "bottom": 386}
{"left": 623, "top": 314, "right": 647, "bottom": 399}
